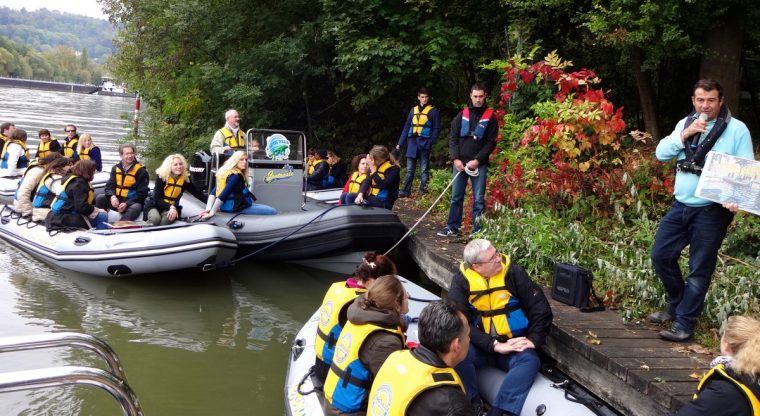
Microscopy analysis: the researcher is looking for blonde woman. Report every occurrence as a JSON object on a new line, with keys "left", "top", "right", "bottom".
{"left": 145, "top": 154, "right": 207, "bottom": 225}
{"left": 678, "top": 315, "right": 760, "bottom": 415}
{"left": 200, "top": 150, "right": 276, "bottom": 218}
{"left": 76, "top": 133, "right": 102, "bottom": 171}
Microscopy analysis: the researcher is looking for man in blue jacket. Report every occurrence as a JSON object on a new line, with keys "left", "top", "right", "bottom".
{"left": 396, "top": 88, "right": 440, "bottom": 197}
{"left": 649, "top": 79, "right": 755, "bottom": 342}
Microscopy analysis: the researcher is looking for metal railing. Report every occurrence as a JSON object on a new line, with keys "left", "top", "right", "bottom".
{"left": 0, "top": 332, "right": 143, "bottom": 416}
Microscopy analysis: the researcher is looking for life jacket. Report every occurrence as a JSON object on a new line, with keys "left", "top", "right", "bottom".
{"left": 37, "top": 139, "right": 59, "bottom": 158}
{"left": 32, "top": 172, "right": 62, "bottom": 208}
{"left": 219, "top": 127, "right": 245, "bottom": 149}
{"left": 461, "top": 255, "right": 529, "bottom": 338}
{"left": 51, "top": 175, "right": 93, "bottom": 214}
{"left": 368, "top": 161, "right": 393, "bottom": 199}
{"left": 323, "top": 160, "right": 341, "bottom": 188}
{"left": 306, "top": 159, "right": 315, "bottom": 175}
{"left": 62, "top": 138, "right": 79, "bottom": 158}
{"left": 162, "top": 175, "right": 186, "bottom": 205}
{"left": 368, "top": 350, "right": 464, "bottom": 416}
{"left": 308, "top": 159, "right": 327, "bottom": 176}
{"left": 459, "top": 107, "right": 494, "bottom": 140}
{"left": 408, "top": 104, "right": 434, "bottom": 138}
{"left": 215, "top": 168, "right": 253, "bottom": 212}
{"left": 315, "top": 282, "right": 367, "bottom": 368}
{"left": 324, "top": 321, "right": 405, "bottom": 413}
{"left": 114, "top": 162, "right": 144, "bottom": 199}
{"left": 346, "top": 171, "right": 367, "bottom": 194}
{"left": 15, "top": 161, "right": 42, "bottom": 201}
{"left": 1, "top": 139, "right": 30, "bottom": 169}
{"left": 694, "top": 364, "right": 760, "bottom": 415}
{"left": 79, "top": 145, "right": 96, "bottom": 161}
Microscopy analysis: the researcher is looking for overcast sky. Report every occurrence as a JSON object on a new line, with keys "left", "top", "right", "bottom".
{"left": 0, "top": 0, "right": 107, "bottom": 20}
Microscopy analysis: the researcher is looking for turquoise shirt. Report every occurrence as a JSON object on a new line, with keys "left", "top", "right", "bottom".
{"left": 656, "top": 114, "right": 755, "bottom": 206}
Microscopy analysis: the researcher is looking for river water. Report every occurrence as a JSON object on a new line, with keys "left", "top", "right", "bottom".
{"left": 0, "top": 87, "right": 342, "bottom": 415}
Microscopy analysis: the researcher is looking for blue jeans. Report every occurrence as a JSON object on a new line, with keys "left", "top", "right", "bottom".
{"left": 650, "top": 201, "right": 733, "bottom": 333}
{"left": 93, "top": 212, "right": 109, "bottom": 229}
{"left": 446, "top": 165, "right": 487, "bottom": 233}
{"left": 454, "top": 345, "right": 540, "bottom": 415}
{"left": 239, "top": 203, "right": 277, "bottom": 215}
{"left": 401, "top": 149, "right": 431, "bottom": 195}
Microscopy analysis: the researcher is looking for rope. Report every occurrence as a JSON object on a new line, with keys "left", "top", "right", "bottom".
{"left": 384, "top": 170, "right": 463, "bottom": 255}
{"left": 297, "top": 365, "right": 317, "bottom": 396}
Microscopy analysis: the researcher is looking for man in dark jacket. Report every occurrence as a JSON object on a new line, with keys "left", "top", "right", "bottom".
{"left": 96, "top": 143, "right": 149, "bottom": 221}
{"left": 396, "top": 87, "right": 441, "bottom": 197}
{"left": 438, "top": 84, "right": 498, "bottom": 237}
{"left": 449, "top": 239, "right": 553, "bottom": 416}
{"left": 306, "top": 148, "right": 329, "bottom": 191}
{"left": 368, "top": 299, "right": 473, "bottom": 415}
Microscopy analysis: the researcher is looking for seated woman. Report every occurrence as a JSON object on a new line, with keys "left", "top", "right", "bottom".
{"left": 145, "top": 153, "right": 207, "bottom": 226}
{"left": 13, "top": 152, "right": 63, "bottom": 216}
{"left": 324, "top": 275, "right": 408, "bottom": 415}
{"left": 306, "top": 148, "right": 329, "bottom": 191}
{"left": 678, "top": 315, "right": 760, "bottom": 416}
{"left": 323, "top": 150, "right": 347, "bottom": 189}
{"left": 352, "top": 145, "right": 400, "bottom": 209}
{"left": 0, "top": 128, "right": 30, "bottom": 177}
{"left": 32, "top": 157, "right": 74, "bottom": 222}
{"left": 35, "top": 129, "right": 61, "bottom": 159}
{"left": 76, "top": 133, "right": 102, "bottom": 172}
{"left": 314, "top": 252, "right": 398, "bottom": 382}
{"left": 45, "top": 159, "right": 108, "bottom": 231}
{"left": 200, "top": 150, "right": 276, "bottom": 219}
{"left": 339, "top": 153, "right": 368, "bottom": 206}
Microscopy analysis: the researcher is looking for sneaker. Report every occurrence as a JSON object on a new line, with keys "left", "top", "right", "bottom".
{"left": 647, "top": 311, "right": 673, "bottom": 324}
{"left": 437, "top": 227, "right": 459, "bottom": 237}
{"left": 660, "top": 324, "right": 692, "bottom": 342}
{"left": 398, "top": 192, "right": 410, "bottom": 198}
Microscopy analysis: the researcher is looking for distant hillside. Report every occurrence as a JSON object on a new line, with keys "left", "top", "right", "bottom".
{"left": 0, "top": 7, "right": 115, "bottom": 63}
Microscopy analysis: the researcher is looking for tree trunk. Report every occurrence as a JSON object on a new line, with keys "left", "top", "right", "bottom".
{"left": 699, "top": 17, "right": 743, "bottom": 114}
{"left": 631, "top": 48, "right": 661, "bottom": 139}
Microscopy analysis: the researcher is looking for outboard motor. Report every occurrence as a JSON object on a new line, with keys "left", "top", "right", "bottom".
{"left": 190, "top": 150, "right": 212, "bottom": 197}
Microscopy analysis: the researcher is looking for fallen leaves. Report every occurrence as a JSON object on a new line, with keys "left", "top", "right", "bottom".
{"left": 585, "top": 330, "right": 601, "bottom": 345}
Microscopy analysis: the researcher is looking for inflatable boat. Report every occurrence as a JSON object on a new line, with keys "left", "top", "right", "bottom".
{"left": 285, "top": 277, "right": 616, "bottom": 416}
{"left": 0, "top": 205, "right": 238, "bottom": 277}
{"left": 0, "top": 171, "right": 110, "bottom": 204}
{"left": 187, "top": 129, "right": 406, "bottom": 266}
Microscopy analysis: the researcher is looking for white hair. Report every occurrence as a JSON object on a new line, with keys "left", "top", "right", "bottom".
{"left": 463, "top": 239, "right": 493, "bottom": 269}
{"left": 225, "top": 109, "right": 238, "bottom": 120}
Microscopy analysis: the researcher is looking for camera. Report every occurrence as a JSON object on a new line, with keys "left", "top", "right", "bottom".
{"left": 675, "top": 159, "right": 703, "bottom": 176}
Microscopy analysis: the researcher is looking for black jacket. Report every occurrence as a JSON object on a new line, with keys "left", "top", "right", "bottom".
{"left": 104, "top": 161, "right": 150, "bottom": 205}
{"left": 307, "top": 159, "right": 329, "bottom": 190}
{"left": 45, "top": 176, "right": 96, "bottom": 230}
{"left": 677, "top": 367, "right": 760, "bottom": 416}
{"left": 448, "top": 262, "right": 553, "bottom": 352}
{"left": 406, "top": 345, "right": 473, "bottom": 416}
{"left": 449, "top": 104, "right": 498, "bottom": 165}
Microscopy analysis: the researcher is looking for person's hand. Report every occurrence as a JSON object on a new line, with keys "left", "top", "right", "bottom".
{"left": 493, "top": 337, "right": 535, "bottom": 354}
{"left": 723, "top": 202, "right": 740, "bottom": 213}
{"left": 199, "top": 210, "right": 214, "bottom": 220}
{"left": 395, "top": 144, "right": 400, "bottom": 150}
{"left": 680, "top": 118, "right": 708, "bottom": 143}
{"left": 354, "top": 193, "right": 365, "bottom": 205}
{"left": 167, "top": 206, "right": 178, "bottom": 221}
{"left": 223, "top": 145, "right": 232, "bottom": 151}
{"left": 117, "top": 202, "right": 127, "bottom": 213}
{"left": 465, "top": 159, "right": 480, "bottom": 170}
{"left": 453, "top": 159, "right": 465, "bottom": 172}
{"left": 110, "top": 195, "right": 119, "bottom": 209}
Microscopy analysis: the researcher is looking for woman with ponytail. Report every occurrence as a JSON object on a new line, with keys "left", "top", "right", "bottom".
{"left": 352, "top": 145, "right": 400, "bottom": 209}
{"left": 678, "top": 315, "right": 760, "bottom": 415}
{"left": 324, "top": 275, "right": 408, "bottom": 415}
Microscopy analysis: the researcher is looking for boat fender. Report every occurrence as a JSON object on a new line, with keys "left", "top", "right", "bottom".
{"left": 74, "top": 236, "right": 91, "bottom": 246}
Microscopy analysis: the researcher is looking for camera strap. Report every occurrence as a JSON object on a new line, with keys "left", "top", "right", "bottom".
{"left": 681, "top": 105, "right": 730, "bottom": 167}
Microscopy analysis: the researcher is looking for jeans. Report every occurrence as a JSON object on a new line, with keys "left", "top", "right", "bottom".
{"left": 92, "top": 211, "right": 109, "bottom": 229}
{"left": 454, "top": 345, "right": 540, "bottom": 415}
{"left": 650, "top": 201, "right": 733, "bottom": 333}
{"left": 446, "top": 165, "right": 487, "bottom": 233}
{"left": 401, "top": 149, "right": 431, "bottom": 195}
{"left": 239, "top": 203, "right": 277, "bottom": 215}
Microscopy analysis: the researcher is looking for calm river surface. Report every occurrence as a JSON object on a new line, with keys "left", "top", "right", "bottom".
{"left": 0, "top": 87, "right": 342, "bottom": 415}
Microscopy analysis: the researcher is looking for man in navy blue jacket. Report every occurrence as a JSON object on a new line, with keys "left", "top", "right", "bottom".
{"left": 396, "top": 88, "right": 440, "bottom": 197}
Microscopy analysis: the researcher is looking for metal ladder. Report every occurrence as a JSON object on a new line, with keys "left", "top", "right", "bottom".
{"left": 0, "top": 332, "right": 143, "bottom": 416}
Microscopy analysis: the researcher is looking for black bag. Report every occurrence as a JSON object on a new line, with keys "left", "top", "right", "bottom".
{"left": 551, "top": 263, "right": 605, "bottom": 312}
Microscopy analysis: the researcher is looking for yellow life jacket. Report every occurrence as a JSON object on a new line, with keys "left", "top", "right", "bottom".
{"left": 215, "top": 168, "right": 246, "bottom": 197}
{"left": 63, "top": 138, "right": 78, "bottom": 158}
{"left": 162, "top": 175, "right": 186, "bottom": 205}
{"left": 347, "top": 171, "right": 367, "bottom": 194}
{"left": 79, "top": 145, "right": 95, "bottom": 161}
{"left": 1, "top": 139, "right": 30, "bottom": 168}
{"left": 368, "top": 160, "right": 393, "bottom": 197}
{"left": 308, "top": 159, "right": 326, "bottom": 176}
{"left": 368, "top": 349, "right": 464, "bottom": 416}
{"left": 410, "top": 104, "right": 434, "bottom": 137}
{"left": 219, "top": 127, "right": 245, "bottom": 149}
{"left": 51, "top": 175, "right": 93, "bottom": 213}
{"left": 315, "top": 282, "right": 367, "bottom": 365}
{"left": 37, "top": 138, "right": 58, "bottom": 158}
{"left": 461, "top": 255, "right": 529, "bottom": 338}
{"left": 324, "top": 320, "right": 405, "bottom": 413}
{"left": 114, "top": 162, "right": 144, "bottom": 198}
{"left": 306, "top": 159, "right": 315, "bottom": 175}
{"left": 694, "top": 364, "right": 760, "bottom": 415}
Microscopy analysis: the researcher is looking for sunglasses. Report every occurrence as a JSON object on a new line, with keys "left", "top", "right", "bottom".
{"left": 65, "top": 130, "right": 76, "bottom": 133}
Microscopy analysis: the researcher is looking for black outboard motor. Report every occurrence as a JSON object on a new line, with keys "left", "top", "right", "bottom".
{"left": 190, "top": 150, "right": 212, "bottom": 197}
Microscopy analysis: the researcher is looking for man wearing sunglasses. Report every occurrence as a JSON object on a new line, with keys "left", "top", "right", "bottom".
{"left": 448, "top": 239, "right": 553, "bottom": 416}
{"left": 61, "top": 124, "right": 80, "bottom": 159}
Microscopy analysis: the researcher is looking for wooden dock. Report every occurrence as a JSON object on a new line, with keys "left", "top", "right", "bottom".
{"left": 393, "top": 200, "right": 715, "bottom": 415}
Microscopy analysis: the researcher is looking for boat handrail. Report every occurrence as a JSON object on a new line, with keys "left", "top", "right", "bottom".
{"left": 0, "top": 366, "right": 143, "bottom": 416}
{"left": 0, "top": 332, "right": 126, "bottom": 380}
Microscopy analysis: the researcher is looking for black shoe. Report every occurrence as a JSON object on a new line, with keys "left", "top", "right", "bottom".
{"left": 471, "top": 398, "right": 485, "bottom": 416}
{"left": 398, "top": 192, "right": 410, "bottom": 198}
{"left": 437, "top": 227, "right": 459, "bottom": 237}
{"left": 660, "top": 324, "right": 692, "bottom": 342}
{"left": 647, "top": 311, "right": 673, "bottom": 324}
{"left": 419, "top": 189, "right": 428, "bottom": 194}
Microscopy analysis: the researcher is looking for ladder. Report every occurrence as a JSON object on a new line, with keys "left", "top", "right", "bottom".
{"left": 0, "top": 332, "right": 143, "bottom": 416}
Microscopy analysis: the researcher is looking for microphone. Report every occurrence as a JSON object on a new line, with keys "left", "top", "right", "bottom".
{"left": 699, "top": 113, "right": 708, "bottom": 122}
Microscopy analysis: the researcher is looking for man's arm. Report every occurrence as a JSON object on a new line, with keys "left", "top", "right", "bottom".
{"left": 447, "top": 272, "right": 494, "bottom": 352}
{"left": 449, "top": 114, "right": 462, "bottom": 162}
{"left": 104, "top": 165, "right": 117, "bottom": 197}
{"left": 508, "top": 264, "right": 553, "bottom": 349}
{"left": 397, "top": 109, "right": 414, "bottom": 148}
{"left": 429, "top": 107, "right": 441, "bottom": 143}
{"left": 210, "top": 130, "right": 226, "bottom": 154}
{"left": 473, "top": 113, "right": 498, "bottom": 165}
{"left": 126, "top": 167, "right": 150, "bottom": 205}
{"left": 655, "top": 118, "right": 688, "bottom": 162}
